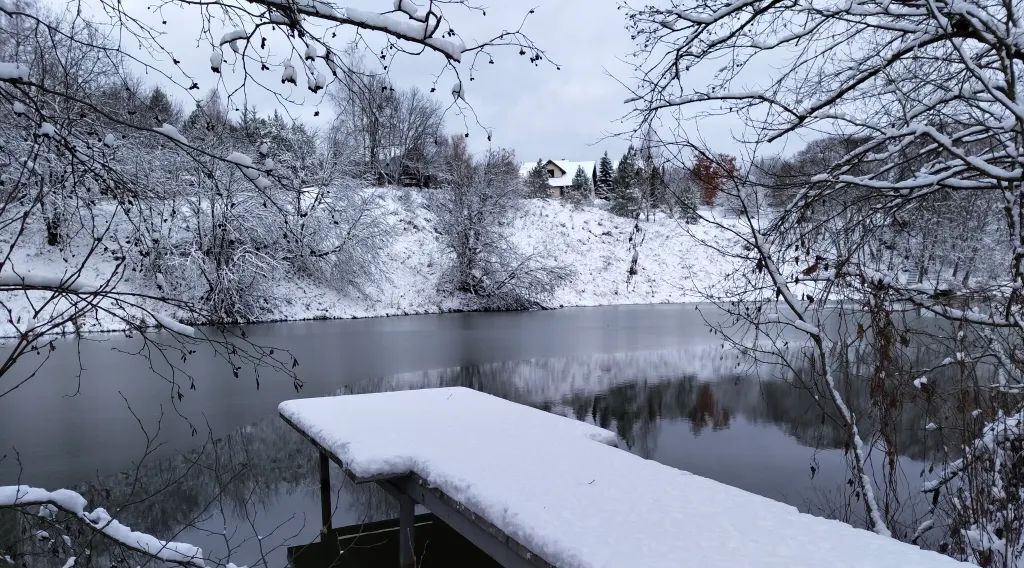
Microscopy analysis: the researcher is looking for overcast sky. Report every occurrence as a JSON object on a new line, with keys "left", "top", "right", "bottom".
{"left": 111, "top": 1, "right": 756, "bottom": 163}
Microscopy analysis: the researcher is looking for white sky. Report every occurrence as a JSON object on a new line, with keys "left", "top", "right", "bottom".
{"left": 100, "top": 1, "right": 758, "bottom": 164}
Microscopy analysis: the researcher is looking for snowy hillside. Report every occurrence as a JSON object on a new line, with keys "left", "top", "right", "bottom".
{"left": 1, "top": 189, "right": 741, "bottom": 337}
{"left": 270, "top": 189, "right": 739, "bottom": 322}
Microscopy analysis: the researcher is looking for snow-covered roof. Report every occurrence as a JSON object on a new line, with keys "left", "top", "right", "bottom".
{"left": 280, "top": 387, "right": 967, "bottom": 568}
{"left": 520, "top": 159, "right": 597, "bottom": 187}
{"left": 549, "top": 160, "right": 596, "bottom": 187}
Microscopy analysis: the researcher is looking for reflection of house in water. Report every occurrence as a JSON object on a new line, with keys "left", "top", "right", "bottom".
{"left": 24, "top": 346, "right": 973, "bottom": 567}
{"left": 688, "top": 383, "right": 731, "bottom": 434}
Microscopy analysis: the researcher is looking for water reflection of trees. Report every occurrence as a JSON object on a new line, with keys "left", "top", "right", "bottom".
{"left": 3, "top": 415, "right": 397, "bottom": 567}
{"left": 370, "top": 348, "right": 957, "bottom": 461}
{"left": 11, "top": 345, "right": 997, "bottom": 566}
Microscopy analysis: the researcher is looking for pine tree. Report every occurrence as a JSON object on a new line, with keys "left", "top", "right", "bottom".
{"left": 567, "top": 165, "right": 593, "bottom": 206}
{"left": 680, "top": 177, "right": 700, "bottom": 223}
{"left": 645, "top": 163, "right": 668, "bottom": 219}
{"left": 596, "top": 151, "right": 615, "bottom": 199}
{"left": 146, "top": 87, "right": 181, "bottom": 127}
{"left": 611, "top": 146, "right": 641, "bottom": 217}
{"left": 525, "top": 159, "right": 551, "bottom": 198}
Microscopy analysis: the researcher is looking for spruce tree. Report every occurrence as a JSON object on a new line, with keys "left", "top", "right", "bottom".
{"left": 146, "top": 87, "right": 180, "bottom": 127}
{"left": 611, "top": 146, "right": 641, "bottom": 217}
{"left": 596, "top": 151, "right": 615, "bottom": 198}
{"left": 525, "top": 159, "right": 551, "bottom": 198}
{"left": 568, "top": 165, "right": 593, "bottom": 206}
{"left": 681, "top": 181, "right": 700, "bottom": 223}
{"left": 645, "top": 163, "right": 667, "bottom": 219}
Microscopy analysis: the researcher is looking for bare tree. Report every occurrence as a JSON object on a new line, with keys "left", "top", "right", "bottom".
{"left": 428, "top": 140, "right": 572, "bottom": 310}
{"left": 330, "top": 69, "right": 444, "bottom": 186}
{"left": 0, "top": 1, "right": 551, "bottom": 565}
{"left": 626, "top": 0, "right": 1024, "bottom": 559}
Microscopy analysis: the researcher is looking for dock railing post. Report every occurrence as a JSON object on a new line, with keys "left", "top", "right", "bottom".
{"left": 398, "top": 491, "right": 415, "bottom": 568}
{"left": 319, "top": 451, "right": 334, "bottom": 553}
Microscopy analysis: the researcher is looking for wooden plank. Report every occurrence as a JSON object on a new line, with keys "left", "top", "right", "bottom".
{"left": 319, "top": 451, "right": 334, "bottom": 546}
{"left": 287, "top": 513, "right": 502, "bottom": 568}
{"left": 281, "top": 410, "right": 555, "bottom": 568}
{"left": 390, "top": 476, "right": 555, "bottom": 568}
{"left": 397, "top": 489, "right": 415, "bottom": 568}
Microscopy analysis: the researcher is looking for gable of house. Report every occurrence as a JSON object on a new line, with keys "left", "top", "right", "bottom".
{"left": 544, "top": 162, "right": 563, "bottom": 179}
{"left": 548, "top": 160, "right": 595, "bottom": 187}
{"left": 521, "top": 159, "right": 596, "bottom": 186}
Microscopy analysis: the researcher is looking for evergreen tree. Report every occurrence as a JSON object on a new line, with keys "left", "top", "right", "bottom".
{"left": 145, "top": 87, "right": 182, "bottom": 127}
{"left": 567, "top": 165, "right": 593, "bottom": 206}
{"left": 645, "top": 163, "right": 668, "bottom": 219}
{"left": 662, "top": 165, "right": 700, "bottom": 224}
{"left": 611, "top": 146, "right": 641, "bottom": 217}
{"left": 525, "top": 159, "right": 551, "bottom": 198}
{"left": 680, "top": 179, "right": 700, "bottom": 223}
{"left": 636, "top": 145, "right": 670, "bottom": 220}
{"left": 596, "top": 151, "right": 615, "bottom": 198}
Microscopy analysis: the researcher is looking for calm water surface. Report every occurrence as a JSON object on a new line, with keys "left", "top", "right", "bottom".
{"left": 0, "top": 304, "right": 938, "bottom": 566}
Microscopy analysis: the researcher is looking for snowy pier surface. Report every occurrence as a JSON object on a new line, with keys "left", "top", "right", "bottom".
{"left": 279, "top": 387, "right": 965, "bottom": 568}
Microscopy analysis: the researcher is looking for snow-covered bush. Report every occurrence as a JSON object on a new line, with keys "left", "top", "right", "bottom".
{"left": 625, "top": 0, "right": 1024, "bottom": 553}
{"left": 942, "top": 410, "right": 1024, "bottom": 566}
{"left": 428, "top": 143, "right": 572, "bottom": 310}
{"left": 274, "top": 181, "right": 392, "bottom": 296}
{"left": 162, "top": 196, "right": 286, "bottom": 323}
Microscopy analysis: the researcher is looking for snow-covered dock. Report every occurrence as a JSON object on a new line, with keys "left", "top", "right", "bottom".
{"left": 279, "top": 387, "right": 966, "bottom": 568}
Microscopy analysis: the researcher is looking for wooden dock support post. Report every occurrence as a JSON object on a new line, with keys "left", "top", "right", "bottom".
{"left": 398, "top": 491, "right": 416, "bottom": 568}
{"left": 319, "top": 451, "right": 333, "bottom": 548}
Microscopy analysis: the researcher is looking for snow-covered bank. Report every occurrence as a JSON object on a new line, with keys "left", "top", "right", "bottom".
{"left": 271, "top": 189, "right": 740, "bottom": 321}
{"left": 0, "top": 189, "right": 741, "bottom": 336}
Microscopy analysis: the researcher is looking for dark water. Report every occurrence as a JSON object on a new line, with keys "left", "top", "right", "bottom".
{"left": 0, "top": 305, "right": 942, "bottom": 566}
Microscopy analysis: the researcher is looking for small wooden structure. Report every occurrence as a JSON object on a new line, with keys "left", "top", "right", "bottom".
{"left": 280, "top": 413, "right": 553, "bottom": 568}
{"left": 286, "top": 512, "right": 500, "bottom": 567}
{"left": 280, "top": 387, "right": 969, "bottom": 568}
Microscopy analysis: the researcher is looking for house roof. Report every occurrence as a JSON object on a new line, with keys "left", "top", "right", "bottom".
{"left": 520, "top": 159, "right": 597, "bottom": 187}
{"left": 549, "top": 160, "right": 596, "bottom": 187}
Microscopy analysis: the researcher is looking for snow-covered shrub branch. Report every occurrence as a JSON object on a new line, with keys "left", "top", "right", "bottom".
{"left": 0, "top": 486, "right": 205, "bottom": 567}
{"left": 625, "top": 0, "right": 1024, "bottom": 557}
{"left": 427, "top": 139, "right": 572, "bottom": 310}
{"left": 0, "top": 2, "right": 302, "bottom": 399}
{"left": 0, "top": 1, "right": 557, "bottom": 566}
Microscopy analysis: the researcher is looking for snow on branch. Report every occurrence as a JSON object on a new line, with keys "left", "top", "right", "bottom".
{"left": 0, "top": 486, "right": 205, "bottom": 567}
{"left": 0, "top": 62, "right": 29, "bottom": 81}
{"left": 254, "top": 1, "right": 464, "bottom": 61}
{"left": 153, "top": 313, "right": 196, "bottom": 337}
{"left": 923, "top": 409, "right": 1024, "bottom": 493}
{"left": 154, "top": 123, "right": 188, "bottom": 145}
{"left": 0, "top": 271, "right": 99, "bottom": 294}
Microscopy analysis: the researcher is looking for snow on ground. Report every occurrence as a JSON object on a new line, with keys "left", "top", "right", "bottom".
{"left": 0, "top": 188, "right": 741, "bottom": 336}
{"left": 280, "top": 387, "right": 968, "bottom": 568}
{"left": 271, "top": 189, "right": 741, "bottom": 322}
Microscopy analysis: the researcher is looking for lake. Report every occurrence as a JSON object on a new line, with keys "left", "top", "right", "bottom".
{"left": 0, "top": 304, "right": 944, "bottom": 566}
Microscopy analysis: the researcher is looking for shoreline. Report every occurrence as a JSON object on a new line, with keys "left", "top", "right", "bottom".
{"left": 0, "top": 296, "right": 707, "bottom": 341}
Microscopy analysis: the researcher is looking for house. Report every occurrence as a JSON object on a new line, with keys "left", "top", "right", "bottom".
{"left": 520, "top": 159, "right": 597, "bottom": 198}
